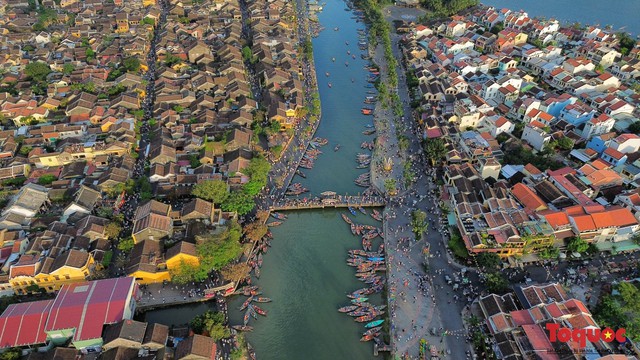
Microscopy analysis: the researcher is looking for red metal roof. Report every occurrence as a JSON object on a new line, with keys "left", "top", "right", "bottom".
{"left": 45, "top": 277, "right": 134, "bottom": 342}
{"left": 0, "top": 300, "right": 54, "bottom": 348}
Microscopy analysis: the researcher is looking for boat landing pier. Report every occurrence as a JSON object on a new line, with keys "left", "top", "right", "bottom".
{"left": 270, "top": 196, "right": 385, "bottom": 211}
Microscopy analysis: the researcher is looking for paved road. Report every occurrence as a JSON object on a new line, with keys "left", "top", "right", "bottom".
{"left": 365, "top": 5, "right": 478, "bottom": 359}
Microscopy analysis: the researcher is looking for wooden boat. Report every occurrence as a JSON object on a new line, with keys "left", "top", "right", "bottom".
{"left": 371, "top": 209, "right": 382, "bottom": 221}
{"left": 362, "top": 238, "right": 372, "bottom": 251}
{"left": 241, "top": 286, "right": 259, "bottom": 296}
{"left": 351, "top": 297, "right": 368, "bottom": 304}
{"left": 363, "top": 129, "right": 376, "bottom": 135}
{"left": 332, "top": 57, "right": 336, "bottom": 62}
{"left": 350, "top": 223, "right": 357, "bottom": 235}
{"left": 334, "top": 144, "right": 340, "bottom": 151}
{"left": 248, "top": 306, "right": 258, "bottom": 320}
{"left": 355, "top": 313, "right": 377, "bottom": 322}
{"left": 295, "top": 169, "right": 307, "bottom": 178}
{"left": 347, "top": 50, "right": 351, "bottom": 55}
{"left": 257, "top": 253, "right": 263, "bottom": 267}
{"left": 360, "top": 334, "right": 377, "bottom": 342}
{"left": 267, "top": 221, "right": 282, "bottom": 227}
{"left": 348, "top": 309, "right": 370, "bottom": 317}
{"left": 334, "top": 27, "right": 339, "bottom": 31}
{"left": 325, "top": 72, "right": 330, "bottom": 76}
{"left": 338, "top": 305, "right": 359, "bottom": 313}
{"left": 328, "top": 82, "right": 332, "bottom": 88}
{"left": 352, "top": 54, "right": 356, "bottom": 59}
{"left": 232, "top": 325, "right": 254, "bottom": 332}
{"left": 341, "top": 214, "right": 353, "bottom": 224}
{"left": 253, "top": 297, "right": 272, "bottom": 303}
{"left": 363, "top": 326, "right": 382, "bottom": 336}
{"left": 247, "top": 343, "right": 256, "bottom": 360}
{"left": 252, "top": 304, "right": 267, "bottom": 316}
{"left": 243, "top": 309, "right": 251, "bottom": 326}
{"left": 348, "top": 207, "right": 357, "bottom": 216}
{"left": 361, "top": 108, "right": 372, "bottom": 115}
{"left": 345, "top": 40, "right": 348, "bottom": 45}
{"left": 239, "top": 296, "right": 254, "bottom": 311}
{"left": 271, "top": 212, "right": 287, "bottom": 220}
{"left": 254, "top": 266, "right": 261, "bottom": 279}
{"left": 365, "top": 319, "right": 384, "bottom": 328}
{"left": 345, "top": 61, "right": 349, "bottom": 67}
{"left": 358, "top": 207, "right": 366, "bottom": 214}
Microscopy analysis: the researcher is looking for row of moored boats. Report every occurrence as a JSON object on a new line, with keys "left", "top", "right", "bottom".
{"left": 338, "top": 208, "right": 389, "bottom": 344}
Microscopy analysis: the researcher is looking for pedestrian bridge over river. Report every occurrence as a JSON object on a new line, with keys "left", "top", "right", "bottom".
{"left": 270, "top": 196, "right": 386, "bottom": 211}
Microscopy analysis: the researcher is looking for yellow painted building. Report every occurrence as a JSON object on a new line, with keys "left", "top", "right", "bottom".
{"left": 10, "top": 250, "right": 95, "bottom": 294}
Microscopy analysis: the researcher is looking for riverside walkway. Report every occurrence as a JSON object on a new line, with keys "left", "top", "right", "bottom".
{"left": 270, "top": 196, "right": 385, "bottom": 211}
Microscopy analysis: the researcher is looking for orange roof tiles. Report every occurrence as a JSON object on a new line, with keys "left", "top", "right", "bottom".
{"left": 541, "top": 211, "right": 570, "bottom": 229}
{"left": 524, "top": 163, "right": 542, "bottom": 175}
{"left": 511, "top": 183, "right": 547, "bottom": 212}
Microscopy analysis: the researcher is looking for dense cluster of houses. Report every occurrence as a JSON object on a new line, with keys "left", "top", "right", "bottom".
{"left": 0, "top": 0, "right": 308, "bottom": 302}
{"left": 400, "top": 6, "right": 640, "bottom": 261}
{"left": 477, "top": 282, "right": 626, "bottom": 359}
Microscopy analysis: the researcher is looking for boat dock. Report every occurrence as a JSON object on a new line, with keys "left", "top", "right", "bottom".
{"left": 270, "top": 196, "right": 385, "bottom": 211}
{"left": 373, "top": 343, "right": 391, "bottom": 356}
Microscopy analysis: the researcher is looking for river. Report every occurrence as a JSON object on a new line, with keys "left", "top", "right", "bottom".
{"left": 144, "top": 0, "right": 385, "bottom": 358}
{"left": 481, "top": 0, "right": 640, "bottom": 35}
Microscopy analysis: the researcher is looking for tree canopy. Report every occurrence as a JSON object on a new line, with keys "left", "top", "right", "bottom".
{"left": 198, "top": 221, "right": 243, "bottom": 271}
{"left": 567, "top": 236, "right": 589, "bottom": 253}
{"left": 221, "top": 190, "right": 256, "bottom": 215}
{"left": 123, "top": 57, "right": 141, "bottom": 72}
{"left": 190, "top": 310, "right": 230, "bottom": 341}
{"left": 423, "top": 138, "right": 447, "bottom": 164}
{"left": 24, "top": 62, "right": 52, "bottom": 82}
{"left": 595, "top": 282, "right": 640, "bottom": 341}
{"left": 475, "top": 252, "right": 501, "bottom": 270}
{"left": 192, "top": 180, "right": 229, "bottom": 204}
{"left": 410, "top": 210, "right": 428, "bottom": 240}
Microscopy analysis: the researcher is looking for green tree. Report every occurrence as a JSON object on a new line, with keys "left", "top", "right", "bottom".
{"left": 423, "top": 138, "right": 447, "bottom": 164}
{"left": 0, "top": 347, "right": 21, "bottom": 360}
{"left": 123, "top": 57, "right": 141, "bottom": 72}
{"left": 197, "top": 221, "right": 243, "bottom": 271}
{"left": 62, "top": 63, "right": 75, "bottom": 75}
{"left": 190, "top": 310, "right": 230, "bottom": 341}
{"left": 490, "top": 22, "right": 504, "bottom": 34}
{"left": 242, "top": 46, "right": 253, "bottom": 63}
{"left": 24, "top": 62, "right": 52, "bottom": 81}
{"left": 104, "top": 222, "right": 122, "bottom": 240}
{"left": 141, "top": 17, "right": 155, "bottom": 26}
{"left": 384, "top": 178, "right": 396, "bottom": 194}
{"left": 475, "top": 252, "right": 501, "bottom": 271}
{"left": 242, "top": 180, "right": 264, "bottom": 196}
{"left": 628, "top": 121, "right": 640, "bottom": 134}
{"left": 538, "top": 246, "right": 560, "bottom": 260}
{"left": 245, "top": 156, "right": 271, "bottom": 185}
{"left": 566, "top": 236, "right": 589, "bottom": 253}
{"left": 221, "top": 191, "right": 255, "bottom": 215}
{"left": 117, "top": 237, "right": 135, "bottom": 252}
{"left": 485, "top": 272, "right": 510, "bottom": 294}
{"left": 410, "top": 210, "right": 428, "bottom": 240}
{"left": 192, "top": 180, "right": 229, "bottom": 204}
{"left": 555, "top": 136, "right": 574, "bottom": 151}
{"left": 37, "top": 174, "right": 57, "bottom": 185}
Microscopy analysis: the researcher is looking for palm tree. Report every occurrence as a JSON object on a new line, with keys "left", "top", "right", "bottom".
{"left": 423, "top": 138, "right": 447, "bottom": 165}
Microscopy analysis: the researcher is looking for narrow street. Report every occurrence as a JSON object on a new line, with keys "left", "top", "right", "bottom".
{"left": 111, "top": 0, "right": 170, "bottom": 276}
